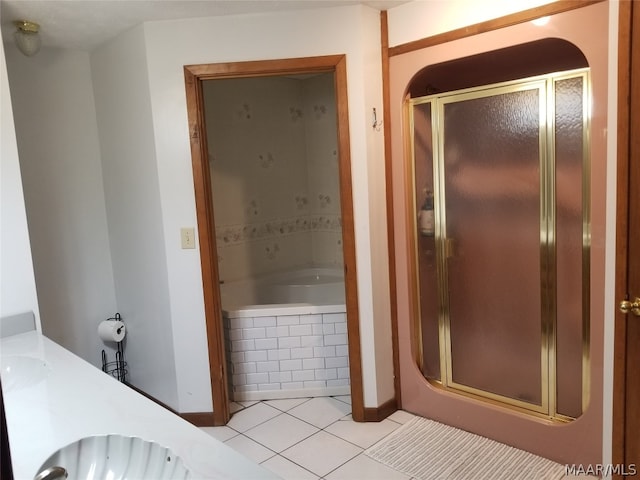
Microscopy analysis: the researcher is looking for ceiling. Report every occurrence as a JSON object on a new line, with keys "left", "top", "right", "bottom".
{"left": 1, "top": 0, "right": 409, "bottom": 52}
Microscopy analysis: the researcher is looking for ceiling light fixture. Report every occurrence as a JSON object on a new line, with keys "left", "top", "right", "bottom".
{"left": 14, "top": 20, "right": 41, "bottom": 57}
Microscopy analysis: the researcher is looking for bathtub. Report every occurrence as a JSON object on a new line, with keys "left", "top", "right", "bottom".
{"left": 221, "top": 267, "right": 350, "bottom": 401}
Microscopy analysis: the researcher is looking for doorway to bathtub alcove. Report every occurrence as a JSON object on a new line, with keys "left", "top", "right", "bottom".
{"left": 184, "top": 56, "right": 362, "bottom": 426}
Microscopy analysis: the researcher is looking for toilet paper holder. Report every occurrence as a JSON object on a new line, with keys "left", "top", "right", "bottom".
{"left": 101, "top": 313, "right": 128, "bottom": 383}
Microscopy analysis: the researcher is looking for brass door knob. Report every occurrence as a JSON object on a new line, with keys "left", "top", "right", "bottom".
{"left": 619, "top": 297, "right": 640, "bottom": 316}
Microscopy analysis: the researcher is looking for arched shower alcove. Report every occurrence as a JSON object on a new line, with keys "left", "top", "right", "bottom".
{"left": 388, "top": 2, "right": 609, "bottom": 466}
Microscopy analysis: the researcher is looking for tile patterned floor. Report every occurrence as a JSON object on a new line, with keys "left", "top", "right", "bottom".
{"left": 201, "top": 396, "right": 599, "bottom": 480}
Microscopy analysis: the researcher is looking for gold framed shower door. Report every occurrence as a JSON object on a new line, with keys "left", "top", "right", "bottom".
{"left": 408, "top": 69, "right": 590, "bottom": 421}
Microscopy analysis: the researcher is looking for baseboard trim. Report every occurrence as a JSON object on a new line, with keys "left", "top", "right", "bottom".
{"left": 124, "top": 382, "right": 217, "bottom": 427}
{"left": 362, "top": 397, "right": 397, "bottom": 422}
{"left": 124, "top": 382, "right": 178, "bottom": 414}
{"left": 180, "top": 412, "right": 216, "bottom": 427}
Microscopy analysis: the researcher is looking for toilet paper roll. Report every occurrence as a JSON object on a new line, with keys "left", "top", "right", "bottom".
{"left": 98, "top": 320, "right": 126, "bottom": 342}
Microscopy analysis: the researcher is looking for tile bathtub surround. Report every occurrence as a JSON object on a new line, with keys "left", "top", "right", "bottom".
{"left": 203, "top": 74, "right": 344, "bottom": 283}
{"left": 225, "top": 312, "right": 350, "bottom": 400}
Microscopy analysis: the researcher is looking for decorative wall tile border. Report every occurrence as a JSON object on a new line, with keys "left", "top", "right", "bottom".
{"left": 216, "top": 214, "right": 342, "bottom": 247}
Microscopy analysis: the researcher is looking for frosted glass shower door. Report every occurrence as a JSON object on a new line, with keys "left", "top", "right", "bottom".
{"left": 410, "top": 70, "right": 589, "bottom": 419}
{"left": 439, "top": 84, "right": 546, "bottom": 410}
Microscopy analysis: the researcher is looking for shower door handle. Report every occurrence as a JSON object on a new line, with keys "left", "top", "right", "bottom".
{"left": 619, "top": 297, "right": 640, "bottom": 317}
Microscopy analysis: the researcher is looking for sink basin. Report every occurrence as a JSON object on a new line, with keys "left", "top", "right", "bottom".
{"left": 37, "top": 434, "right": 192, "bottom": 479}
{"left": 0, "top": 355, "right": 51, "bottom": 391}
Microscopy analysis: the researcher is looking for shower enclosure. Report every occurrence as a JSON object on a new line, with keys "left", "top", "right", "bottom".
{"left": 409, "top": 69, "right": 589, "bottom": 420}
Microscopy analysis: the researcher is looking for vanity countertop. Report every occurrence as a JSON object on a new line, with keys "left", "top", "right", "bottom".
{"left": 1, "top": 331, "right": 280, "bottom": 479}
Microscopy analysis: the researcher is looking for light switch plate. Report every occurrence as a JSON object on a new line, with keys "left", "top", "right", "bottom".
{"left": 181, "top": 227, "right": 196, "bottom": 249}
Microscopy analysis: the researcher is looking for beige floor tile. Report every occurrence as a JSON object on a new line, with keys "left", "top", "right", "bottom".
{"left": 245, "top": 413, "right": 319, "bottom": 452}
{"left": 227, "top": 402, "right": 281, "bottom": 432}
{"left": 200, "top": 425, "right": 238, "bottom": 442}
{"left": 288, "top": 396, "right": 351, "bottom": 428}
{"left": 325, "top": 418, "right": 400, "bottom": 449}
{"left": 387, "top": 409, "right": 417, "bottom": 425}
{"left": 261, "top": 455, "right": 320, "bottom": 480}
{"left": 264, "top": 397, "right": 310, "bottom": 412}
{"left": 326, "top": 453, "right": 412, "bottom": 480}
{"left": 224, "top": 434, "right": 276, "bottom": 464}
{"left": 281, "top": 431, "right": 362, "bottom": 477}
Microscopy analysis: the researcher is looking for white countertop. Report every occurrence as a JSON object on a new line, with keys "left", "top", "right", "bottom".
{"left": 1, "top": 331, "right": 280, "bottom": 479}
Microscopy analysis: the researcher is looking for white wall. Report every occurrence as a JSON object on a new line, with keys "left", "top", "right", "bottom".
{"left": 142, "top": 4, "right": 394, "bottom": 411}
{"left": 4, "top": 45, "right": 117, "bottom": 366}
{"left": 0, "top": 38, "right": 41, "bottom": 331}
{"left": 91, "top": 25, "right": 179, "bottom": 408}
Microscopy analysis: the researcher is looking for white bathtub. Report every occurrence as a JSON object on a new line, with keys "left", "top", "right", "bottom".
{"left": 221, "top": 267, "right": 346, "bottom": 317}
{"left": 221, "top": 267, "right": 350, "bottom": 401}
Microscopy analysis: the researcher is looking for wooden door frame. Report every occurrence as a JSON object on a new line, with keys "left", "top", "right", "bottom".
{"left": 184, "top": 55, "right": 364, "bottom": 425}
{"left": 612, "top": 0, "right": 638, "bottom": 475}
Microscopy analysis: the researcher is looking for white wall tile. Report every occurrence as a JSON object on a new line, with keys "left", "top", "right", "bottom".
{"left": 315, "top": 368, "right": 337, "bottom": 381}
{"left": 229, "top": 329, "right": 243, "bottom": 341}
{"left": 293, "top": 370, "right": 316, "bottom": 382}
{"left": 336, "top": 345, "right": 348, "bottom": 357}
{"left": 304, "top": 380, "right": 327, "bottom": 388}
{"left": 322, "top": 313, "right": 345, "bottom": 324}
{"left": 232, "top": 339, "right": 256, "bottom": 351}
{"left": 300, "top": 314, "right": 322, "bottom": 324}
{"left": 253, "top": 316, "right": 277, "bottom": 327}
{"left": 277, "top": 315, "right": 300, "bottom": 326}
{"left": 267, "top": 325, "right": 290, "bottom": 338}
{"left": 246, "top": 372, "right": 270, "bottom": 384}
{"left": 236, "top": 385, "right": 258, "bottom": 392}
{"left": 278, "top": 336, "right": 301, "bottom": 349}
{"left": 256, "top": 361, "right": 280, "bottom": 373}
{"left": 314, "top": 346, "right": 336, "bottom": 358}
{"left": 245, "top": 350, "right": 268, "bottom": 362}
{"left": 303, "top": 358, "right": 325, "bottom": 370}
{"left": 259, "top": 383, "right": 282, "bottom": 391}
{"left": 290, "top": 324, "right": 313, "bottom": 336}
{"left": 327, "top": 379, "right": 349, "bottom": 387}
{"left": 280, "top": 359, "right": 303, "bottom": 371}
{"left": 230, "top": 351, "right": 245, "bottom": 363}
{"left": 234, "top": 362, "right": 257, "bottom": 374}
{"left": 255, "top": 338, "right": 278, "bottom": 350}
{"left": 323, "top": 324, "right": 335, "bottom": 335}
{"left": 301, "top": 335, "right": 323, "bottom": 347}
{"left": 282, "top": 382, "right": 305, "bottom": 390}
{"left": 325, "top": 334, "right": 347, "bottom": 346}
{"left": 235, "top": 317, "right": 255, "bottom": 329}
{"left": 268, "top": 349, "right": 291, "bottom": 361}
{"left": 291, "top": 347, "right": 314, "bottom": 359}
{"left": 270, "top": 371, "right": 292, "bottom": 383}
{"left": 244, "top": 327, "right": 267, "bottom": 339}
{"left": 326, "top": 356, "right": 349, "bottom": 368}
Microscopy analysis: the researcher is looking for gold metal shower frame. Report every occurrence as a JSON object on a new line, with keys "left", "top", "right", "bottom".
{"left": 407, "top": 68, "right": 591, "bottom": 421}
